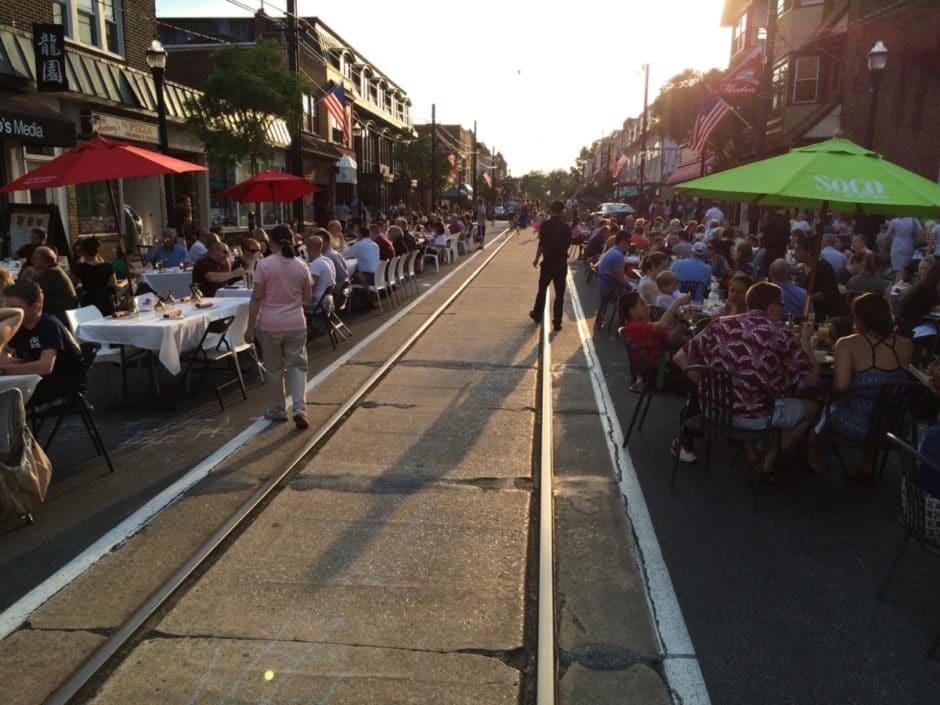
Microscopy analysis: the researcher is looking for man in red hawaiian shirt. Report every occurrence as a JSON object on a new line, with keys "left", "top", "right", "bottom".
{"left": 673, "top": 282, "right": 820, "bottom": 477}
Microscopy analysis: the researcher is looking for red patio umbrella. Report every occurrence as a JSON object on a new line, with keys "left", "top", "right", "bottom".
{"left": 0, "top": 135, "right": 207, "bottom": 193}
{"left": 221, "top": 170, "right": 321, "bottom": 203}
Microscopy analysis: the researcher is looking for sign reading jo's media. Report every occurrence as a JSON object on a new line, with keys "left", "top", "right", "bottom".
{"left": 32, "top": 23, "right": 68, "bottom": 92}
{"left": 0, "top": 117, "right": 45, "bottom": 140}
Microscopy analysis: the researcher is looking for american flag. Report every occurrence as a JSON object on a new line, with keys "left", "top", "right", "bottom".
{"left": 322, "top": 85, "right": 349, "bottom": 144}
{"left": 612, "top": 152, "right": 629, "bottom": 179}
{"left": 691, "top": 92, "right": 732, "bottom": 153}
{"left": 483, "top": 170, "right": 493, "bottom": 187}
{"left": 447, "top": 153, "right": 458, "bottom": 181}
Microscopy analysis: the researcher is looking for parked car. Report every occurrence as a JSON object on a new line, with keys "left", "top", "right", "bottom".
{"left": 490, "top": 205, "right": 507, "bottom": 219}
{"left": 591, "top": 202, "right": 636, "bottom": 225}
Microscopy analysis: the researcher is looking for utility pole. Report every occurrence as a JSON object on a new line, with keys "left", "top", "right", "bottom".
{"left": 431, "top": 104, "right": 438, "bottom": 212}
{"left": 637, "top": 62, "right": 650, "bottom": 218}
{"left": 472, "top": 120, "right": 478, "bottom": 204}
{"left": 286, "top": 0, "right": 304, "bottom": 226}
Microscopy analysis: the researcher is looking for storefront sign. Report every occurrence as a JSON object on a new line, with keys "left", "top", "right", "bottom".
{"left": 0, "top": 94, "right": 76, "bottom": 146}
{"left": 32, "top": 24, "right": 68, "bottom": 92}
{"left": 94, "top": 114, "right": 159, "bottom": 144}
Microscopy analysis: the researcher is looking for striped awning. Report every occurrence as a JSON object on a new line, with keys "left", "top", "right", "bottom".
{"left": 0, "top": 27, "right": 288, "bottom": 148}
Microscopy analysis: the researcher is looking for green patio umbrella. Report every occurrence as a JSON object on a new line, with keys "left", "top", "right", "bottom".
{"left": 678, "top": 137, "right": 940, "bottom": 317}
{"left": 677, "top": 137, "right": 940, "bottom": 218}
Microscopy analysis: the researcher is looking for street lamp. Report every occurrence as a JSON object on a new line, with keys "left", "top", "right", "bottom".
{"left": 864, "top": 40, "right": 887, "bottom": 150}
{"left": 145, "top": 39, "right": 173, "bottom": 228}
{"left": 145, "top": 39, "right": 169, "bottom": 153}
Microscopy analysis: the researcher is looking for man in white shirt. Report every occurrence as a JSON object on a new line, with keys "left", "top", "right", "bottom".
{"left": 819, "top": 233, "right": 848, "bottom": 283}
{"left": 703, "top": 202, "right": 724, "bottom": 226}
{"left": 305, "top": 235, "right": 336, "bottom": 312}
{"left": 475, "top": 197, "right": 487, "bottom": 250}
{"left": 188, "top": 228, "right": 216, "bottom": 262}
{"left": 344, "top": 225, "right": 380, "bottom": 286}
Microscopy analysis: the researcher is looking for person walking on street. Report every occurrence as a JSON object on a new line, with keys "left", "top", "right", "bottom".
{"left": 475, "top": 197, "right": 487, "bottom": 250}
{"left": 529, "top": 200, "right": 571, "bottom": 331}
{"left": 244, "top": 225, "right": 313, "bottom": 429}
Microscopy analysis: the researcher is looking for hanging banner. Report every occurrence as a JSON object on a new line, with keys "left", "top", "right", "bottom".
{"left": 714, "top": 46, "right": 762, "bottom": 97}
{"left": 32, "top": 24, "right": 68, "bottom": 92}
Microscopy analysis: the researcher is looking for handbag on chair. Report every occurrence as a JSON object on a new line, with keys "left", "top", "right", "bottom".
{"left": 0, "top": 388, "right": 53, "bottom": 520}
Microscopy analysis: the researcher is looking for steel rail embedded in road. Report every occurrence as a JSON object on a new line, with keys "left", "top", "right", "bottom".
{"left": 537, "top": 298, "right": 557, "bottom": 705}
{"left": 43, "top": 227, "right": 519, "bottom": 705}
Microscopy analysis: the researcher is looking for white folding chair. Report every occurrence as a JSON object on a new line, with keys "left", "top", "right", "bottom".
{"left": 404, "top": 250, "right": 419, "bottom": 296}
{"left": 349, "top": 261, "right": 393, "bottom": 312}
{"left": 446, "top": 235, "right": 459, "bottom": 263}
{"left": 385, "top": 256, "right": 402, "bottom": 306}
{"left": 422, "top": 243, "right": 440, "bottom": 272}
{"left": 394, "top": 254, "right": 408, "bottom": 300}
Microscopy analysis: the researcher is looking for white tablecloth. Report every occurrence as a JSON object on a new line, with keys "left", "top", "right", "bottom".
{"left": 140, "top": 269, "right": 193, "bottom": 298}
{"left": 76, "top": 298, "right": 247, "bottom": 375}
{"left": 342, "top": 257, "right": 358, "bottom": 275}
{"left": 216, "top": 285, "right": 252, "bottom": 298}
{"left": 0, "top": 374, "right": 41, "bottom": 403}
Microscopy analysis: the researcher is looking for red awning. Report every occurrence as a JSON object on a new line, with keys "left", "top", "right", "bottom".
{"left": 665, "top": 158, "right": 716, "bottom": 186}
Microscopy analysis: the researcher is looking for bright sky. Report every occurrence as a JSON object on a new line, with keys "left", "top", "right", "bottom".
{"left": 156, "top": 0, "right": 731, "bottom": 174}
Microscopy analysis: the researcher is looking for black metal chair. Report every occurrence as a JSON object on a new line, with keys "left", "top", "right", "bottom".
{"left": 174, "top": 315, "right": 248, "bottom": 413}
{"left": 678, "top": 280, "right": 707, "bottom": 303}
{"left": 671, "top": 365, "right": 778, "bottom": 497}
{"left": 821, "top": 382, "right": 917, "bottom": 510}
{"left": 620, "top": 329, "right": 681, "bottom": 446}
{"left": 29, "top": 342, "right": 115, "bottom": 472}
{"left": 879, "top": 433, "right": 940, "bottom": 658}
{"left": 595, "top": 272, "right": 632, "bottom": 331}
{"left": 307, "top": 288, "right": 351, "bottom": 351}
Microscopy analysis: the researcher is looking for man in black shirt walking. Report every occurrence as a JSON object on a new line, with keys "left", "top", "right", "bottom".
{"left": 530, "top": 200, "right": 572, "bottom": 331}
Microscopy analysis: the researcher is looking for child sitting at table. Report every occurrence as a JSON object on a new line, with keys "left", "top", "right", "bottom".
{"left": 655, "top": 271, "right": 683, "bottom": 309}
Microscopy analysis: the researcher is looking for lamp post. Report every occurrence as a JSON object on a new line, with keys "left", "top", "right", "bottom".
{"left": 864, "top": 40, "right": 888, "bottom": 150}
{"left": 145, "top": 39, "right": 173, "bottom": 229}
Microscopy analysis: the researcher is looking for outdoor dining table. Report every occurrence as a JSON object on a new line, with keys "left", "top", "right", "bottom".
{"left": 139, "top": 268, "right": 194, "bottom": 298}
{"left": 216, "top": 284, "right": 252, "bottom": 298}
{"left": 0, "top": 374, "right": 41, "bottom": 404}
{"left": 75, "top": 298, "right": 248, "bottom": 376}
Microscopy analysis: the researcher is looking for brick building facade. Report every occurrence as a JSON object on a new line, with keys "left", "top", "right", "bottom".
{"left": 0, "top": 0, "right": 212, "bottom": 254}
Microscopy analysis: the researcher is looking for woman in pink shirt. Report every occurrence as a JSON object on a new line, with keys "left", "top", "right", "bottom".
{"left": 244, "top": 226, "right": 312, "bottom": 428}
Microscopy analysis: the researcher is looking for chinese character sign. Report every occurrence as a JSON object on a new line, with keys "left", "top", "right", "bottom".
{"left": 32, "top": 24, "right": 68, "bottom": 92}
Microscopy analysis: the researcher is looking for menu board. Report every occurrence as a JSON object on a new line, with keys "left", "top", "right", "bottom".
{"left": 5, "top": 203, "right": 67, "bottom": 259}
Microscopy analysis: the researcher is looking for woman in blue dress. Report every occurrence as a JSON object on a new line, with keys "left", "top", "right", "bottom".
{"left": 827, "top": 293, "right": 913, "bottom": 479}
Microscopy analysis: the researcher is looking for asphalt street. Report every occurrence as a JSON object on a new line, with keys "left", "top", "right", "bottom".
{"left": 568, "top": 259, "right": 940, "bottom": 705}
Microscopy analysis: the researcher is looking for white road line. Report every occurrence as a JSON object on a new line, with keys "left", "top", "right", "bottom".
{"left": 566, "top": 269, "right": 710, "bottom": 705}
{"left": 0, "top": 230, "right": 510, "bottom": 641}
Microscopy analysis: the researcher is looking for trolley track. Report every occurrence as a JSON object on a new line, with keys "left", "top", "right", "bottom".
{"left": 40, "top": 225, "right": 563, "bottom": 705}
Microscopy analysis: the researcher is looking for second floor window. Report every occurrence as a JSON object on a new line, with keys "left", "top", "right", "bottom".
{"left": 732, "top": 11, "right": 748, "bottom": 55}
{"left": 793, "top": 56, "right": 820, "bottom": 104}
{"left": 302, "top": 94, "right": 320, "bottom": 135}
{"left": 56, "top": 0, "right": 121, "bottom": 54}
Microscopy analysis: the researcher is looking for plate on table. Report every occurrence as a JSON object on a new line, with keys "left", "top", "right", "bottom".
{"left": 194, "top": 301, "right": 214, "bottom": 309}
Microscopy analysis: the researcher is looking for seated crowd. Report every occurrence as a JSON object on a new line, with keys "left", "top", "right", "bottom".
{"left": 592, "top": 204, "right": 940, "bottom": 491}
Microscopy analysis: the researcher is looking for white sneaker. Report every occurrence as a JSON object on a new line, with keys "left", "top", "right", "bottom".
{"left": 671, "top": 440, "right": 698, "bottom": 463}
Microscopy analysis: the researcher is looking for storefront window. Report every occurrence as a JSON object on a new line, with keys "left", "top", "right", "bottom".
{"left": 75, "top": 179, "right": 118, "bottom": 234}
{"left": 209, "top": 161, "right": 285, "bottom": 229}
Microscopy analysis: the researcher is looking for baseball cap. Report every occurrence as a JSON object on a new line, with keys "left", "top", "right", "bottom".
{"left": 692, "top": 242, "right": 708, "bottom": 256}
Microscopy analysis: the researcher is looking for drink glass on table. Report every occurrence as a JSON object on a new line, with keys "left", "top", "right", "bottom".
{"left": 817, "top": 320, "right": 831, "bottom": 345}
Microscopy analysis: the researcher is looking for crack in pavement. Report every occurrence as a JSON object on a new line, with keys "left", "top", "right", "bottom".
{"left": 141, "top": 629, "right": 530, "bottom": 672}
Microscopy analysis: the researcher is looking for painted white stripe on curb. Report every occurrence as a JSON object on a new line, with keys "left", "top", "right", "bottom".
{"left": 0, "top": 229, "right": 511, "bottom": 641}
{"left": 567, "top": 269, "right": 710, "bottom": 705}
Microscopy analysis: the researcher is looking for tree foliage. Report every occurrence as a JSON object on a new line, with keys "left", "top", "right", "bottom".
{"left": 185, "top": 39, "right": 308, "bottom": 173}
{"left": 392, "top": 135, "right": 456, "bottom": 190}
